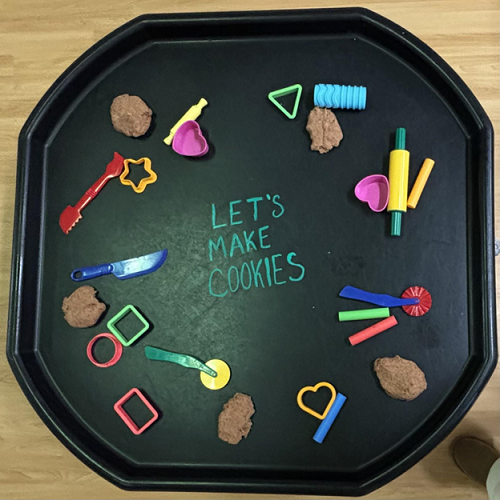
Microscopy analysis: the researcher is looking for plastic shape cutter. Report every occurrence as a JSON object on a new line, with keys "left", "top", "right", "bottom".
{"left": 268, "top": 84, "right": 303, "bottom": 119}
{"left": 120, "top": 157, "right": 157, "bottom": 193}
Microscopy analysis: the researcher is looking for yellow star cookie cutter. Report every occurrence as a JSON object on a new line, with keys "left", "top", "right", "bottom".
{"left": 120, "top": 157, "right": 157, "bottom": 193}
{"left": 297, "top": 382, "right": 337, "bottom": 420}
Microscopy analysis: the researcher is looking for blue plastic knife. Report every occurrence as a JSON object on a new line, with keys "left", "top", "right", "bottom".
{"left": 339, "top": 286, "right": 419, "bottom": 307}
{"left": 71, "top": 249, "right": 168, "bottom": 281}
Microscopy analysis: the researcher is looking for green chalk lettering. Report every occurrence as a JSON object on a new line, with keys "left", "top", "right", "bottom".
{"left": 229, "top": 200, "right": 243, "bottom": 226}
{"left": 212, "top": 203, "right": 226, "bottom": 229}
{"left": 272, "top": 253, "right": 286, "bottom": 285}
{"left": 228, "top": 266, "right": 240, "bottom": 292}
{"left": 208, "top": 268, "right": 227, "bottom": 297}
{"left": 287, "top": 252, "right": 306, "bottom": 282}
{"left": 243, "top": 230, "right": 257, "bottom": 252}
{"left": 264, "top": 257, "right": 273, "bottom": 286}
{"left": 258, "top": 225, "right": 271, "bottom": 249}
{"left": 240, "top": 262, "right": 252, "bottom": 290}
{"left": 246, "top": 196, "right": 263, "bottom": 221}
{"left": 230, "top": 232, "right": 245, "bottom": 257}
{"left": 208, "top": 235, "right": 227, "bottom": 261}
{"left": 272, "top": 194, "right": 285, "bottom": 218}
{"left": 250, "top": 259, "right": 265, "bottom": 287}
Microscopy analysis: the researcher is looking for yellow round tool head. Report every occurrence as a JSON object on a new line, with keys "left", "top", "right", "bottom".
{"left": 200, "top": 359, "right": 231, "bottom": 390}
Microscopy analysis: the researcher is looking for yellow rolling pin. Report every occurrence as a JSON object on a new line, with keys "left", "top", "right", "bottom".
{"left": 388, "top": 128, "right": 410, "bottom": 236}
{"left": 163, "top": 98, "right": 208, "bottom": 146}
{"left": 407, "top": 158, "right": 435, "bottom": 209}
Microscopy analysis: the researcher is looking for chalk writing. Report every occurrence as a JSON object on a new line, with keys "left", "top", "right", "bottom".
{"left": 208, "top": 194, "right": 306, "bottom": 297}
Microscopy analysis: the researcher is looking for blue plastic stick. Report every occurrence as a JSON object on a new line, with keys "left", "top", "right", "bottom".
{"left": 313, "top": 393, "right": 347, "bottom": 444}
{"left": 339, "top": 286, "right": 419, "bottom": 307}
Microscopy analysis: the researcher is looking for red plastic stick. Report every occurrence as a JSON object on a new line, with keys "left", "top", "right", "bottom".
{"left": 349, "top": 315, "right": 398, "bottom": 346}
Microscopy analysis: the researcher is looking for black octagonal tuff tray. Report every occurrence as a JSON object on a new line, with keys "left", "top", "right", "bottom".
{"left": 7, "top": 7, "right": 496, "bottom": 497}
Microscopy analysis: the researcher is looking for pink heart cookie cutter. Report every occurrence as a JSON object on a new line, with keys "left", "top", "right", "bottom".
{"left": 354, "top": 174, "right": 390, "bottom": 212}
{"left": 172, "top": 120, "right": 209, "bottom": 157}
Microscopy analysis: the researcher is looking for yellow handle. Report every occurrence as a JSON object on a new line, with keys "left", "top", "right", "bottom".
{"left": 164, "top": 98, "right": 208, "bottom": 146}
{"left": 388, "top": 149, "right": 410, "bottom": 212}
{"left": 407, "top": 158, "right": 435, "bottom": 209}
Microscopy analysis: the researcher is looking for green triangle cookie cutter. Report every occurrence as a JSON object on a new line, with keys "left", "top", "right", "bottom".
{"left": 268, "top": 84, "right": 303, "bottom": 119}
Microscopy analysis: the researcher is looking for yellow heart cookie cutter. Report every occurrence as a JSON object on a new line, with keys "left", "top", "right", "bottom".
{"left": 120, "top": 157, "right": 157, "bottom": 193}
{"left": 297, "top": 382, "right": 337, "bottom": 420}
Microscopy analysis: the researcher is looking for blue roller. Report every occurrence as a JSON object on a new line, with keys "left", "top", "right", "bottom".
{"left": 314, "top": 84, "right": 367, "bottom": 110}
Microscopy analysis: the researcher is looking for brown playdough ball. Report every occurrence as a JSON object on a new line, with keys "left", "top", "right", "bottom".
{"left": 306, "top": 106, "right": 343, "bottom": 154}
{"left": 374, "top": 355, "right": 427, "bottom": 401}
{"left": 110, "top": 94, "right": 152, "bottom": 137}
{"left": 218, "top": 393, "right": 255, "bottom": 445}
{"left": 62, "top": 286, "right": 105, "bottom": 328}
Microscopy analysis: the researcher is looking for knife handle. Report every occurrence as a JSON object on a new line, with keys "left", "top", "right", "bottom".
{"left": 71, "top": 264, "right": 114, "bottom": 282}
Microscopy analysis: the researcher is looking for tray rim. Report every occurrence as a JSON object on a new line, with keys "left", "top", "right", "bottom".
{"left": 7, "top": 7, "right": 496, "bottom": 496}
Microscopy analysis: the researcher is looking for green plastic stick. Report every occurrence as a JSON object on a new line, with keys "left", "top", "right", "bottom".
{"left": 338, "top": 307, "right": 390, "bottom": 322}
{"left": 144, "top": 346, "right": 217, "bottom": 377}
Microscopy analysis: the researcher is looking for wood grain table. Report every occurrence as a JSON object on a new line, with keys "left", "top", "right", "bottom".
{"left": 0, "top": 0, "right": 498, "bottom": 498}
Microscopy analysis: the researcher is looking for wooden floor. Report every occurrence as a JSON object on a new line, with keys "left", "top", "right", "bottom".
{"left": 0, "top": 0, "right": 498, "bottom": 498}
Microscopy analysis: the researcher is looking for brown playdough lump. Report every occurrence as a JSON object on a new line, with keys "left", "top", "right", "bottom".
{"left": 62, "top": 286, "right": 105, "bottom": 328}
{"left": 306, "top": 106, "right": 343, "bottom": 154}
{"left": 218, "top": 393, "right": 255, "bottom": 445}
{"left": 110, "top": 94, "right": 152, "bottom": 137}
{"left": 374, "top": 355, "right": 427, "bottom": 401}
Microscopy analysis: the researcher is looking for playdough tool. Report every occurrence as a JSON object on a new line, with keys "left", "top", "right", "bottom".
{"left": 314, "top": 84, "right": 367, "bottom": 110}
{"left": 59, "top": 152, "right": 124, "bottom": 234}
{"left": 407, "top": 158, "right": 435, "bottom": 209}
{"left": 354, "top": 175, "right": 390, "bottom": 212}
{"left": 120, "top": 157, "right": 157, "bottom": 193}
{"left": 164, "top": 98, "right": 208, "bottom": 146}
{"left": 348, "top": 315, "right": 398, "bottom": 346}
{"left": 296, "top": 382, "right": 346, "bottom": 444}
{"left": 71, "top": 249, "right": 167, "bottom": 282}
{"left": 87, "top": 333, "right": 123, "bottom": 368}
{"left": 339, "top": 286, "right": 419, "bottom": 307}
{"left": 172, "top": 120, "right": 209, "bottom": 157}
{"left": 268, "top": 84, "right": 302, "bottom": 119}
{"left": 200, "top": 359, "right": 231, "bottom": 390}
{"left": 401, "top": 286, "right": 432, "bottom": 317}
{"left": 313, "top": 393, "right": 347, "bottom": 444}
{"left": 338, "top": 307, "right": 390, "bottom": 322}
{"left": 297, "top": 382, "right": 337, "bottom": 420}
{"left": 114, "top": 388, "right": 159, "bottom": 435}
{"left": 107, "top": 305, "right": 150, "bottom": 346}
{"left": 388, "top": 128, "right": 410, "bottom": 236}
{"left": 145, "top": 346, "right": 217, "bottom": 377}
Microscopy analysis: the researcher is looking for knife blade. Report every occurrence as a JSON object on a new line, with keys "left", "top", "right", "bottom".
{"left": 339, "top": 286, "right": 419, "bottom": 307}
{"left": 71, "top": 248, "right": 168, "bottom": 281}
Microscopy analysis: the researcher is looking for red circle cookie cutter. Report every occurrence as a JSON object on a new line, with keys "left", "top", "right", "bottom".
{"left": 401, "top": 286, "right": 432, "bottom": 317}
{"left": 87, "top": 332, "right": 123, "bottom": 367}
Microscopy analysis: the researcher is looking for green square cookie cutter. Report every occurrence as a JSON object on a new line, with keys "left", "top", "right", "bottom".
{"left": 107, "top": 305, "right": 150, "bottom": 347}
